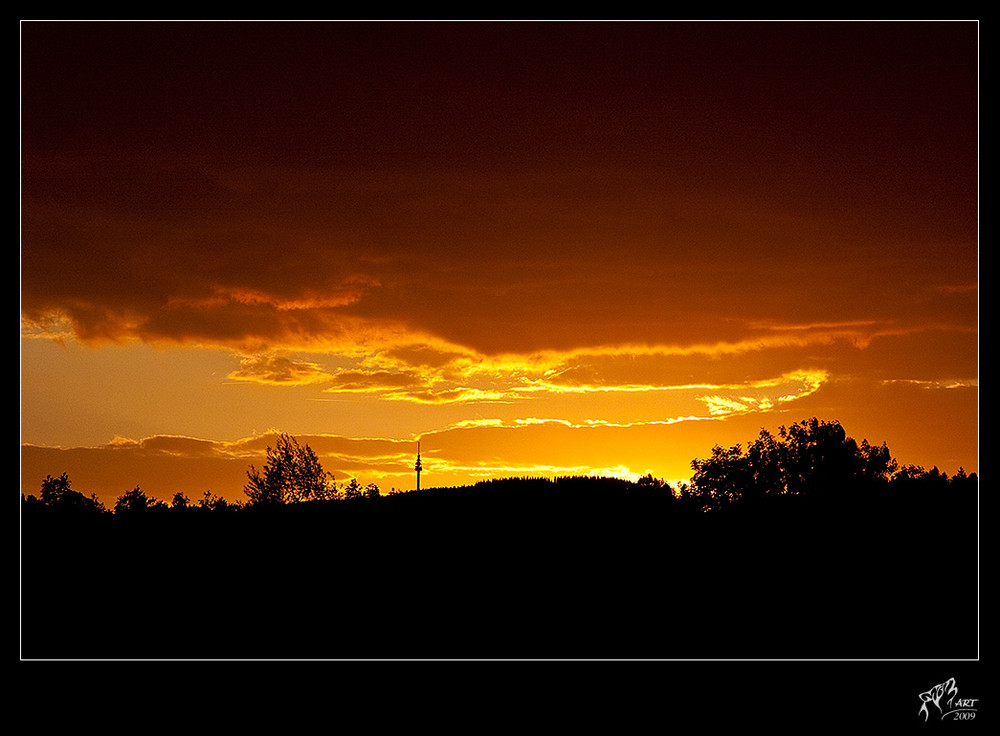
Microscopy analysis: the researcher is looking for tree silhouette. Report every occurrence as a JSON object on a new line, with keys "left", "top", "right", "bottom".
{"left": 198, "top": 490, "right": 238, "bottom": 511}
{"left": 343, "top": 478, "right": 362, "bottom": 500}
{"left": 690, "top": 418, "right": 899, "bottom": 508}
{"left": 114, "top": 485, "right": 167, "bottom": 513}
{"left": 40, "top": 472, "right": 73, "bottom": 505}
{"left": 34, "top": 473, "right": 107, "bottom": 514}
{"left": 243, "top": 433, "right": 334, "bottom": 506}
{"left": 780, "top": 417, "right": 857, "bottom": 494}
{"left": 690, "top": 443, "right": 752, "bottom": 509}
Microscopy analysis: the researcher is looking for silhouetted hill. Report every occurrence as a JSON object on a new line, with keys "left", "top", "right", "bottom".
{"left": 21, "top": 469, "right": 977, "bottom": 660}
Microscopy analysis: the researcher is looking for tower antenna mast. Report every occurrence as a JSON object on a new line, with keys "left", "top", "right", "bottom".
{"left": 415, "top": 441, "right": 422, "bottom": 492}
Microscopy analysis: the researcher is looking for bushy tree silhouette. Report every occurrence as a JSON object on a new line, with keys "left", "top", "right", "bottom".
{"left": 198, "top": 490, "right": 239, "bottom": 511}
{"left": 690, "top": 418, "right": 899, "bottom": 508}
{"left": 31, "top": 472, "right": 107, "bottom": 514}
{"left": 114, "top": 485, "right": 167, "bottom": 513}
{"left": 243, "top": 433, "right": 334, "bottom": 505}
{"left": 343, "top": 478, "right": 362, "bottom": 500}
{"left": 40, "top": 472, "right": 72, "bottom": 505}
{"left": 690, "top": 443, "right": 752, "bottom": 510}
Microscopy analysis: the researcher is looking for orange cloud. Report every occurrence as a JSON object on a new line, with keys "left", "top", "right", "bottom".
{"left": 228, "top": 354, "right": 336, "bottom": 385}
{"left": 21, "top": 133, "right": 978, "bottom": 360}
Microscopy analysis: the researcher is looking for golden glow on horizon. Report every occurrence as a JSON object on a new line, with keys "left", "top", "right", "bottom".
{"left": 20, "top": 315, "right": 976, "bottom": 505}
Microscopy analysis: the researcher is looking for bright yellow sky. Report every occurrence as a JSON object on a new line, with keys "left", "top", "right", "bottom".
{"left": 20, "top": 21, "right": 978, "bottom": 506}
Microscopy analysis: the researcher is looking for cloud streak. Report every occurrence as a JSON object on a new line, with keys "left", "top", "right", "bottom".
{"left": 228, "top": 354, "right": 336, "bottom": 385}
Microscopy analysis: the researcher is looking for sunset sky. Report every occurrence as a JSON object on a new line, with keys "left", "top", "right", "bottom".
{"left": 20, "top": 20, "right": 978, "bottom": 506}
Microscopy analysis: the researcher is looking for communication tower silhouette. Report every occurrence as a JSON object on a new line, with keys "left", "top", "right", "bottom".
{"left": 415, "top": 441, "right": 422, "bottom": 492}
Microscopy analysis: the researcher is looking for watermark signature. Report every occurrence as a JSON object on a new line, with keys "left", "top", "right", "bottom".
{"left": 918, "top": 677, "right": 979, "bottom": 722}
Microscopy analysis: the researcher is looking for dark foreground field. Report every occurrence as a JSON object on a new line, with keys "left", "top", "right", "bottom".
{"left": 21, "top": 476, "right": 978, "bottom": 661}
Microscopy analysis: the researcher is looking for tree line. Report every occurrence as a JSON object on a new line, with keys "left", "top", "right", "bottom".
{"left": 21, "top": 416, "right": 979, "bottom": 661}
{"left": 20, "top": 418, "right": 977, "bottom": 518}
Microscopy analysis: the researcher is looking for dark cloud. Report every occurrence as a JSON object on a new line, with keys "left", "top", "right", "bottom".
{"left": 21, "top": 21, "right": 978, "bottom": 359}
